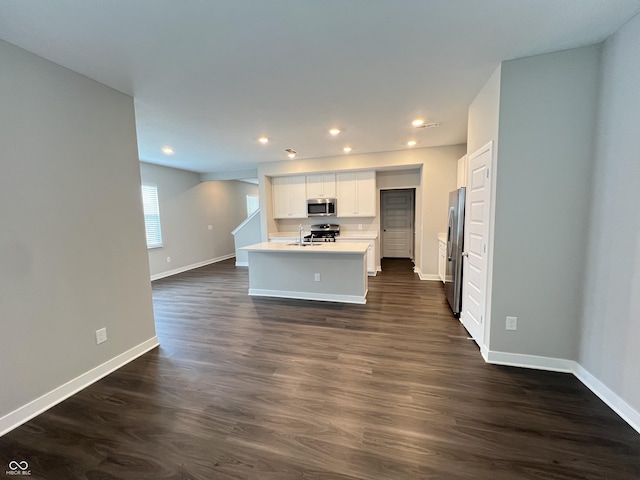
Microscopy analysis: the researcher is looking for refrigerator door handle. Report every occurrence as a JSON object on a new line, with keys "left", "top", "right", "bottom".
{"left": 446, "top": 207, "right": 454, "bottom": 260}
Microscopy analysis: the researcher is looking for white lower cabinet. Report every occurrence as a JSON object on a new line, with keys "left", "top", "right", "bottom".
{"left": 337, "top": 238, "right": 377, "bottom": 275}
{"left": 367, "top": 243, "right": 375, "bottom": 275}
{"left": 438, "top": 239, "right": 446, "bottom": 283}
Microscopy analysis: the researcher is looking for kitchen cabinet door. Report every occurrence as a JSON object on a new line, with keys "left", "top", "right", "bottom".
{"left": 272, "top": 175, "right": 307, "bottom": 219}
{"left": 438, "top": 239, "right": 447, "bottom": 283}
{"left": 336, "top": 170, "right": 375, "bottom": 217}
{"left": 355, "top": 170, "right": 376, "bottom": 216}
{"left": 306, "top": 173, "right": 336, "bottom": 198}
{"left": 288, "top": 176, "right": 307, "bottom": 217}
{"left": 367, "top": 243, "right": 376, "bottom": 275}
{"left": 336, "top": 238, "right": 377, "bottom": 276}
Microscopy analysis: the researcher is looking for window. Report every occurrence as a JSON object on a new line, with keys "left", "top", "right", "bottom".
{"left": 141, "top": 185, "right": 163, "bottom": 248}
{"left": 246, "top": 195, "right": 259, "bottom": 216}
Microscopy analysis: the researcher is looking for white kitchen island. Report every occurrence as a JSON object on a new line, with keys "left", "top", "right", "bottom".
{"left": 241, "top": 242, "right": 369, "bottom": 304}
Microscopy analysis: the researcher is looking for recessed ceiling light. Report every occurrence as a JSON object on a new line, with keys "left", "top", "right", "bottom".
{"left": 343, "top": 146, "right": 352, "bottom": 153}
{"left": 412, "top": 118, "right": 425, "bottom": 127}
{"left": 329, "top": 128, "right": 341, "bottom": 135}
{"left": 161, "top": 146, "right": 175, "bottom": 155}
{"left": 258, "top": 136, "right": 269, "bottom": 144}
{"left": 407, "top": 140, "right": 417, "bottom": 147}
{"left": 285, "top": 148, "right": 297, "bottom": 158}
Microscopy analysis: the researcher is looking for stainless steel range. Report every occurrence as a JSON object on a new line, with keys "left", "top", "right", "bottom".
{"left": 304, "top": 224, "right": 340, "bottom": 242}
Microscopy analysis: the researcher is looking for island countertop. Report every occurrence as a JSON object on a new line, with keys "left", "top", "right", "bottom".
{"left": 241, "top": 242, "right": 369, "bottom": 254}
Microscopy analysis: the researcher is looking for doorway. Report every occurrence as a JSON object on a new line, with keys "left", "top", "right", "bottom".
{"left": 380, "top": 189, "right": 415, "bottom": 261}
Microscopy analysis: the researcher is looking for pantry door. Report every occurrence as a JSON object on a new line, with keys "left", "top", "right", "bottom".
{"left": 381, "top": 189, "right": 415, "bottom": 258}
{"left": 461, "top": 143, "right": 492, "bottom": 349}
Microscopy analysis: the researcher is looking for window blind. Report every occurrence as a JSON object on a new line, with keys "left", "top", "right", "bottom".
{"left": 141, "top": 185, "right": 163, "bottom": 248}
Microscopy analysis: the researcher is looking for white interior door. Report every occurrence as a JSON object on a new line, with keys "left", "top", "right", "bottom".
{"left": 461, "top": 144, "right": 492, "bottom": 348}
{"left": 381, "top": 189, "right": 414, "bottom": 258}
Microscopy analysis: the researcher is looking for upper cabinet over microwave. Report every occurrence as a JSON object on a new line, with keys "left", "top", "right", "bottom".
{"left": 306, "top": 173, "right": 336, "bottom": 198}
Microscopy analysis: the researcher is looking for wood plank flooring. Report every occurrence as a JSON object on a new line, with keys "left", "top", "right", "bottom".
{"left": 1, "top": 258, "right": 639, "bottom": 479}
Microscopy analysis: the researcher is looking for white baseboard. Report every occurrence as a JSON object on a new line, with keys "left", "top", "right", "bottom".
{"left": 574, "top": 363, "right": 640, "bottom": 435}
{"left": 248, "top": 288, "right": 367, "bottom": 305}
{"left": 482, "top": 348, "right": 640, "bottom": 435}
{"left": 484, "top": 350, "right": 575, "bottom": 373}
{"left": 151, "top": 254, "right": 235, "bottom": 281}
{"left": 235, "top": 261, "right": 248, "bottom": 267}
{"left": 414, "top": 267, "right": 440, "bottom": 281}
{"left": 0, "top": 336, "right": 159, "bottom": 437}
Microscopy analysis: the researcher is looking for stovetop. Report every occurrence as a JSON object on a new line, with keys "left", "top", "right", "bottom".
{"left": 305, "top": 224, "right": 339, "bottom": 242}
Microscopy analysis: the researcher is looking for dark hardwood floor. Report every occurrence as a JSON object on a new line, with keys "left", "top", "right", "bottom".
{"left": 2, "top": 258, "right": 639, "bottom": 479}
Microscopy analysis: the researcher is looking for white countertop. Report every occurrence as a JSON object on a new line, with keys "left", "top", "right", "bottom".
{"left": 242, "top": 241, "right": 370, "bottom": 254}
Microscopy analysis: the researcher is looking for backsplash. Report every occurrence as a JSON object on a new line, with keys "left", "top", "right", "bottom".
{"left": 275, "top": 217, "right": 379, "bottom": 234}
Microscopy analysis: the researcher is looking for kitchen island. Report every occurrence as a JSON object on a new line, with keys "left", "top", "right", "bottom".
{"left": 241, "top": 242, "right": 369, "bottom": 304}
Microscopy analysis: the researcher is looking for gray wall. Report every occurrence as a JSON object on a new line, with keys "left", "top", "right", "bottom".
{"left": 467, "top": 64, "right": 501, "bottom": 156}
{"left": 0, "top": 41, "right": 156, "bottom": 418}
{"left": 490, "top": 45, "right": 601, "bottom": 358}
{"left": 139, "top": 162, "right": 258, "bottom": 277}
{"left": 579, "top": 12, "right": 640, "bottom": 413}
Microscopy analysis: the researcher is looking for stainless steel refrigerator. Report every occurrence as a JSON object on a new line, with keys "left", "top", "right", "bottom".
{"left": 445, "top": 187, "right": 465, "bottom": 316}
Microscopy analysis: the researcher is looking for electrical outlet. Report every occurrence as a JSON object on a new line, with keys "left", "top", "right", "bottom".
{"left": 314, "top": 273, "right": 321, "bottom": 282}
{"left": 96, "top": 328, "right": 107, "bottom": 344}
{"left": 166, "top": 256, "right": 171, "bottom": 263}
{"left": 358, "top": 224, "right": 363, "bottom": 230}
{"left": 208, "top": 225, "right": 213, "bottom": 231}
{"left": 506, "top": 316, "right": 518, "bottom": 331}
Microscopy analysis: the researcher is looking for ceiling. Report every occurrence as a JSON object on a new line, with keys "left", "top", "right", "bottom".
{"left": 2, "top": 1, "right": 639, "bottom": 174}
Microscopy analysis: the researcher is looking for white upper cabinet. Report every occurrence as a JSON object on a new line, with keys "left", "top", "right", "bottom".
{"left": 272, "top": 175, "right": 307, "bottom": 218}
{"left": 336, "top": 170, "right": 376, "bottom": 217}
{"left": 306, "top": 173, "right": 336, "bottom": 198}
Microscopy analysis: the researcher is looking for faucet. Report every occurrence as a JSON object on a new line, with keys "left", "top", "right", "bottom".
{"left": 299, "top": 224, "right": 303, "bottom": 245}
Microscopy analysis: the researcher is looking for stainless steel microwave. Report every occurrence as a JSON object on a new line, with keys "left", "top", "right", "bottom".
{"left": 307, "top": 198, "right": 337, "bottom": 217}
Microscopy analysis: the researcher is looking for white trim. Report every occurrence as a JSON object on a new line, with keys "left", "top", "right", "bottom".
{"left": 231, "top": 209, "right": 260, "bottom": 235}
{"left": 150, "top": 254, "right": 235, "bottom": 281}
{"left": 480, "top": 344, "right": 490, "bottom": 362}
{"left": 484, "top": 349, "right": 574, "bottom": 372}
{"left": 574, "top": 364, "right": 640, "bottom": 435}
{"left": 0, "top": 336, "right": 159, "bottom": 437}
{"left": 414, "top": 266, "right": 440, "bottom": 281}
{"left": 235, "top": 261, "right": 248, "bottom": 267}
{"left": 248, "top": 288, "right": 367, "bottom": 304}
